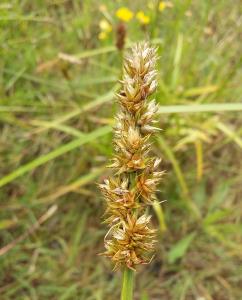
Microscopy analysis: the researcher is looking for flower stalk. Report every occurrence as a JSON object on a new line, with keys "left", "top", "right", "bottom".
{"left": 121, "top": 267, "right": 135, "bottom": 300}
{"left": 100, "top": 42, "right": 163, "bottom": 299}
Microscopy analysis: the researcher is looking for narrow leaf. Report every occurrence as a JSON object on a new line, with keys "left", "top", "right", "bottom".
{"left": 168, "top": 232, "right": 196, "bottom": 264}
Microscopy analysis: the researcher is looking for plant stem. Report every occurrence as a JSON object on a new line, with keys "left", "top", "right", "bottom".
{"left": 121, "top": 267, "right": 135, "bottom": 300}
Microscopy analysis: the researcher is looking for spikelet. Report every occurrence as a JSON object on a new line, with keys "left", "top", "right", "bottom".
{"left": 100, "top": 42, "right": 163, "bottom": 270}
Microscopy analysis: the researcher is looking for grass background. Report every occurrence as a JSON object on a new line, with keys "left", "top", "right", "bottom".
{"left": 0, "top": 0, "right": 242, "bottom": 299}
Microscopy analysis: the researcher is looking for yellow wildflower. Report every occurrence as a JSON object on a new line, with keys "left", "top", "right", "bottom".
{"left": 136, "top": 11, "right": 150, "bottom": 25}
{"left": 98, "top": 31, "right": 107, "bottom": 40}
{"left": 116, "top": 7, "right": 133, "bottom": 22}
{"left": 99, "top": 19, "right": 112, "bottom": 32}
{"left": 159, "top": 1, "right": 167, "bottom": 11}
{"left": 98, "top": 19, "right": 112, "bottom": 40}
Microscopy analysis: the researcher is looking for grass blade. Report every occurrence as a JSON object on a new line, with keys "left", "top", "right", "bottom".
{"left": 195, "top": 140, "right": 203, "bottom": 181}
{"left": 156, "top": 136, "right": 189, "bottom": 196}
{"left": 171, "top": 34, "right": 183, "bottom": 89}
{"left": 1, "top": 104, "right": 241, "bottom": 188}
{"left": 156, "top": 135, "right": 200, "bottom": 218}
{"left": 184, "top": 85, "right": 218, "bottom": 97}
{"left": 158, "top": 103, "right": 242, "bottom": 114}
{"left": 216, "top": 121, "right": 242, "bottom": 148}
{"left": 0, "top": 126, "right": 111, "bottom": 188}
{"left": 38, "top": 166, "right": 105, "bottom": 204}
{"left": 59, "top": 38, "right": 163, "bottom": 61}
{"left": 152, "top": 200, "right": 167, "bottom": 233}
{"left": 32, "top": 84, "right": 118, "bottom": 134}
{"left": 30, "top": 120, "right": 85, "bottom": 137}
{"left": 168, "top": 232, "right": 196, "bottom": 264}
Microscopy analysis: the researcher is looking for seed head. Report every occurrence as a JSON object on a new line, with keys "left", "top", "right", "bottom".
{"left": 100, "top": 42, "right": 163, "bottom": 270}
{"left": 102, "top": 214, "right": 156, "bottom": 270}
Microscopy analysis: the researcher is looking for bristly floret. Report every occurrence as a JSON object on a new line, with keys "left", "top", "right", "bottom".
{"left": 137, "top": 158, "right": 165, "bottom": 203}
{"left": 99, "top": 42, "right": 163, "bottom": 270}
{"left": 100, "top": 177, "right": 139, "bottom": 224}
{"left": 117, "top": 47, "right": 158, "bottom": 114}
{"left": 102, "top": 214, "right": 156, "bottom": 270}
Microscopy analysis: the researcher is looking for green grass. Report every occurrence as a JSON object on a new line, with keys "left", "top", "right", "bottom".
{"left": 0, "top": 0, "right": 242, "bottom": 299}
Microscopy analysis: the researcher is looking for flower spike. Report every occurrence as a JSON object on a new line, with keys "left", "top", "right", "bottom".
{"left": 100, "top": 42, "right": 163, "bottom": 270}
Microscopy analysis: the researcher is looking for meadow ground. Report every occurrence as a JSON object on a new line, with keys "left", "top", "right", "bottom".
{"left": 0, "top": 1, "right": 242, "bottom": 299}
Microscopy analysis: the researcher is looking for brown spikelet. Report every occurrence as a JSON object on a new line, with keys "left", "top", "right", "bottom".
{"left": 116, "top": 22, "right": 126, "bottom": 51}
{"left": 99, "top": 42, "right": 163, "bottom": 270}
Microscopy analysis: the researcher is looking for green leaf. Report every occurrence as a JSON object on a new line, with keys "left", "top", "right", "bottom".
{"left": 168, "top": 232, "right": 196, "bottom": 264}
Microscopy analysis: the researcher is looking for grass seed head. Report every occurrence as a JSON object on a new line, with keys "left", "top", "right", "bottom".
{"left": 100, "top": 42, "right": 163, "bottom": 270}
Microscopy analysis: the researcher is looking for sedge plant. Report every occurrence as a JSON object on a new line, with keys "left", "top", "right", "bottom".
{"left": 99, "top": 42, "right": 163, "bottom": 300}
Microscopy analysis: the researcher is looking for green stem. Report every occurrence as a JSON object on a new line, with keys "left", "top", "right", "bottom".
{"left": 121, "top": 267, "right": 135, "bottom": 300}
